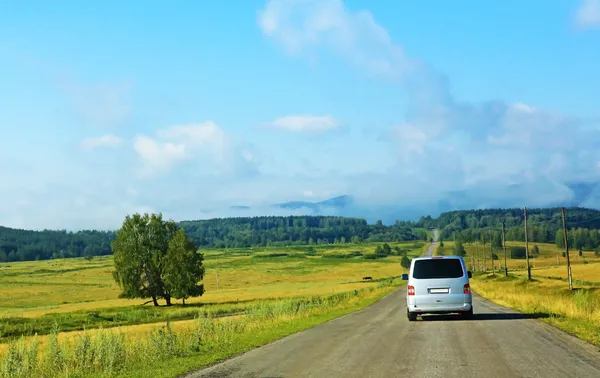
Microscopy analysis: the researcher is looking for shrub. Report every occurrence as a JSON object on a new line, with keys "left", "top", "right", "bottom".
{"left": 400, "top": 255, "right": 411, "bottom": 269}
{"left": 511, "top": 246, "right": 527, "bottom": 259}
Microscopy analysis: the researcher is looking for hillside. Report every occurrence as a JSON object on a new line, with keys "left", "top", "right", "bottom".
{"left": 0, "top": 215, "right": 425, "bottom": 263}
{"left": 421, "top": 207, "right": 600, "bottom": 250}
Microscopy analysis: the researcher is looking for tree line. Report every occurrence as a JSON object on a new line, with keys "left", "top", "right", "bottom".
{"left": 0, "top": 216, "right": 426, "bottom": 263}
{"left": 431, "top": 207, "right": 600, "bottom": 252}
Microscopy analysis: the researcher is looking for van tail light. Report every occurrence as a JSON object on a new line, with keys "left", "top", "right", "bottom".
{"left": 463, "top": 283, "right": 471, "bottom": 294}
{"left": 408, "top": 285, "right": 415, "bottom": 296}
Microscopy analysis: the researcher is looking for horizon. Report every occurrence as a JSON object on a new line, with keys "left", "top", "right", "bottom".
{"left": 2, "top": 0, "right": 600, "bottom": 230}
{"left": 3, "top": 203, "right": 599, "bottom": 233}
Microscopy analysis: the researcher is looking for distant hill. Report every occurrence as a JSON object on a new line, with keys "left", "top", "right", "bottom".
{"left": 274, "top": 195, "right": 353, "bottom": 211}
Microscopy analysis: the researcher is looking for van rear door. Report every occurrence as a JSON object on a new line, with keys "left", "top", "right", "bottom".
{"left": 411, "top": 258, "right": 466, "bottom": 307}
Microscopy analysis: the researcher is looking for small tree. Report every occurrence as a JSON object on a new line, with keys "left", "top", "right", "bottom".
{"left": 532, "top": 245, "right": 540, "bottom": 256}
{"left": 400, "top": 250, "right": 411, "bottom": 269}
{"left": 453, "top": 241, "right": 466, "bottom": 257}
{"left": 578, "top": 248, "right": 583, "bottom": 257}
{"left": 440, "top": 241, "right": 444, "bottom": 247}
{"left": 594, "top": 247, "right": 599, "bottom": 258}
{"left": 163, "top": 229, "right": 205, "bottom": 305}
{"left": 382, "top": 243, "right": 392, "bottom": 255}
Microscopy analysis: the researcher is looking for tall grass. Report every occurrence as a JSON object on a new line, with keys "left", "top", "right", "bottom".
{"left": 472, "top": 274, "right": 600, "bottom": 345}
{"left": 0, "top": 281, "right": 399, "bottom": 378}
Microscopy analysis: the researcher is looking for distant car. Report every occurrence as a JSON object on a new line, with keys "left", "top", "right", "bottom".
{"left": 401, "top": 255, "right": 473, "bottom": 321}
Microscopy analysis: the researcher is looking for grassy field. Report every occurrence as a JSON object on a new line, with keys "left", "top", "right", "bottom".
{"left": 0, "top": 241, "right": 424, "bottom": 377}
{"left": 0, "top": 241, "right": 426, "bottom": 319}
{"left": 0, "top": 280, "right": 403, "bottom": 378}
{"left": 471, "top": 273, "right": 600, "bottom": 346}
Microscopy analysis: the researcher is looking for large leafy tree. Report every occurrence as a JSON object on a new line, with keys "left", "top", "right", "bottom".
{"left": 163, "top": 229, "right": 205, "bottom": 305}
{"left": 111, "top": 213, "right": 179, "bottom": 306}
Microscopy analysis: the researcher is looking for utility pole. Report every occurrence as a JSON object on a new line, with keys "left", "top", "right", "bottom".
{"left": 490, "top": 231, "right": 495, "bottom": 274}
{"left": 483, "top": 235, "right": 487, "bottom": 273}
{"left": 502, "top": 221, "right": 508, "bottom": 277}
{"left": 524, "top": 207, "right": 531, "bottom": 280}
{"left": 471, "top": 252, "right": 474, "bottom": 272}
{"left": 562, "top": 207, "right": 573, "bottom": 290}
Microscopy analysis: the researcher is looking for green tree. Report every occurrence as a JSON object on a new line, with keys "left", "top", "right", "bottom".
{"left": 453, "top": 241, "right": 466, "bottom": 257}
{"left": 163, "top": 229, "right": 205, "bottom": 305}
{"left": 382, "top": 243, "right": 392, "bottom": 255}
{"left": 111, "top": 213, "right": 178, "bottom": 306}
{"left": 400, "top": 251, "right": 411, "bottom": 269}
{"left": 532, "top": 245, "right": 540, "bottom": 256}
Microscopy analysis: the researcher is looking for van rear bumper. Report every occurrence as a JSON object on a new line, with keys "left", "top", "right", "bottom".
{"left": 407, "top": 302, "right": 472, "bottom": 314}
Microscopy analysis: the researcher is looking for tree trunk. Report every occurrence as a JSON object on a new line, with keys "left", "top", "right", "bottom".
{"left": 182, "top": 298, "right": 186, "bottom": 306}
{"left": 165, "top": 295, "right": 172, "bottom": 306}
{"left": 152, "top": 295, "right": 159, "bottom": 307}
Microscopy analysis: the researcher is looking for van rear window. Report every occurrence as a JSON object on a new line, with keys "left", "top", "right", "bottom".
{"left": 413, "top": 259, "right": 464, "bottom": 279}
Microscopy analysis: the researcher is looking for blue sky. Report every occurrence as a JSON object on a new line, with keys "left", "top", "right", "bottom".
{"left": 1, "top": 0, "right": 599, "bottom": 230}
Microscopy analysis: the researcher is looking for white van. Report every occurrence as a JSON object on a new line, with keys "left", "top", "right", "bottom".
{"left": 401, "top": 255, "right": 473, "bottom": 321}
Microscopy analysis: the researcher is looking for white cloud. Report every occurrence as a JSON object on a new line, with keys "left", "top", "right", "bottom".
{"left": 133, "top": 135, "right": 186, "bottom": 174}
{"left": 80, "top": 135, "right": 123, "bottom": 150}
{"left": 267, "top": 114, "right": 339, "bottom": 133}
{"left": 258, "top": 0, "right": 415, "bottom": 80}
{"left": 257, "top": 0, "right": 600, "bottom": 217}
{"left": 133, "top": 121, "right": 258, "bottom": 177}
{"left": 574, "top": 0, "right": 600, "bottom": 29}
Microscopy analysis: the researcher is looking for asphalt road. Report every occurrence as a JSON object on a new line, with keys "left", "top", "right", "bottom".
{"left": 185, "top": 235, "right": 600, "bottom": 378}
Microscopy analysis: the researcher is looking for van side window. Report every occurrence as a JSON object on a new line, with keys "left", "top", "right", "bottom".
{"left": 413, "top": 259, "right": 464, "bottom": 279}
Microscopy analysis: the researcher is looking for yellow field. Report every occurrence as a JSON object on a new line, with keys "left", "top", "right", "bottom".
{"left": 0, "top": 241, "right": 423, "bottom": 374}
{"left": 0, "top": 282, "right": 401, "bottom": 378}
{"left": 0, "top": 242, "right": 424, "bottom": 318}
{"left": 516, "top": 263, "right": 600, "bottom": 283}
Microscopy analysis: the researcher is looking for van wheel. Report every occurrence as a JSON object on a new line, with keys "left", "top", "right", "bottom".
{"left": 407, "top": 309, "right": 417, "bottom": 321}
{"left": 461, "top": 308, "right": 473, "bottom": 320}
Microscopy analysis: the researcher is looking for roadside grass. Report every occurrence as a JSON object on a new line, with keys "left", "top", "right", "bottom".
{"left": 0, "top": 279, "right": 403, "bottom": 378}
{"left": 471, "top": 273, "right": 600, "bottom": 346}
{"left": 434, "top": 244, "right": 453, "bottom": 256}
